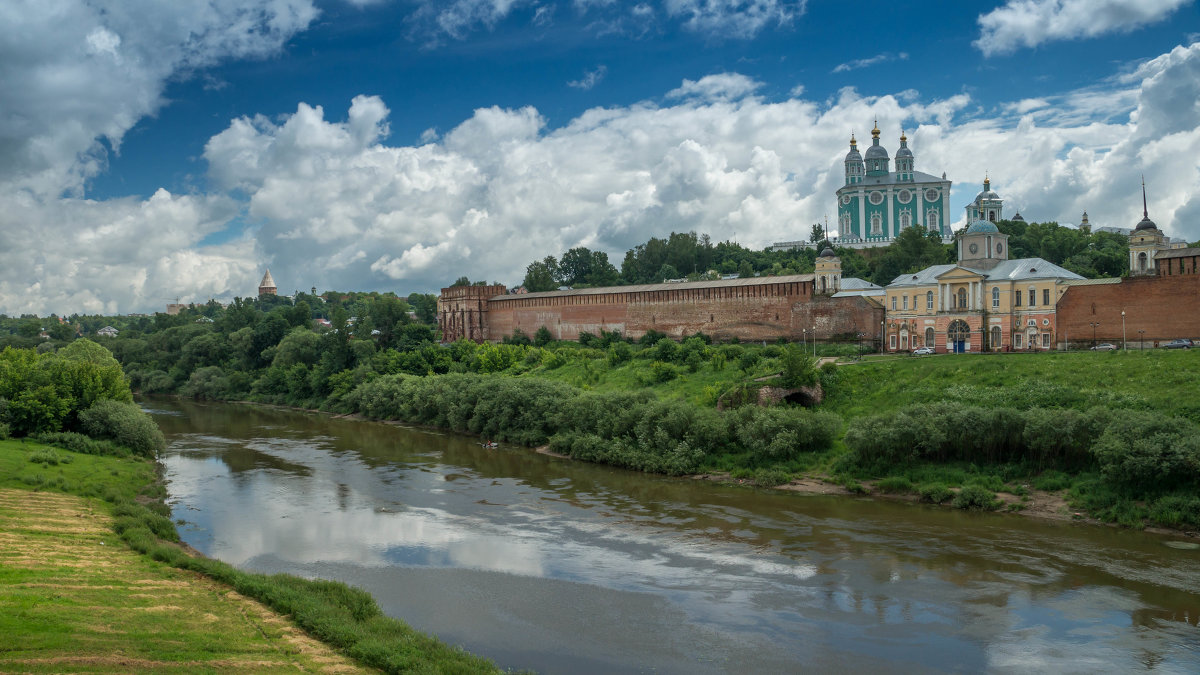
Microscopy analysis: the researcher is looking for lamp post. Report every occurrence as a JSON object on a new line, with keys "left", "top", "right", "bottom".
{"left": 1121, "top": 310, "right": 1126, "bottom": 351}
{"left": 812, "top": 325, "right": 817, "bottom": 358}
{"left": 802, "top": 328, "right": 806, "bottom": 351}
{"left": 880, "top": 320, "right": 885, "bottom": 354}
{"left": 1089, "top": 321, "right": 1100, "bottom": 349}
{"left": 1138, "top": 329, "right": 1145, "bottom": 352}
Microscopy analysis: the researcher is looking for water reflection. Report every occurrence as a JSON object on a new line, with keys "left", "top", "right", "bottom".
{"left": 151, "top": 398, "right": 1200, "bottom": 674}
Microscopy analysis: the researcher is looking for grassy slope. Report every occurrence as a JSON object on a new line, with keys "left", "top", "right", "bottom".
{"left": 0, "top": 440, "right": 499, "bottom": 674}
{"left": 823, "top": 350, "right": 1200, "bottom": 421}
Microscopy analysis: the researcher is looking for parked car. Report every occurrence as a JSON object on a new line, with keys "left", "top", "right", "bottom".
{"left": 911, "top": 346, "right": 935, "bottom": 356}
{"left": 1090, "top": 343, "right": 1117, "bottom": 351}
{"left": 1163, "top": 338, "right": 1194, "bottom": 349}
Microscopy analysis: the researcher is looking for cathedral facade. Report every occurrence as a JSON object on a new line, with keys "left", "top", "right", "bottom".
{"left": 835, "top": 124, "right": 953, "bottom": 247}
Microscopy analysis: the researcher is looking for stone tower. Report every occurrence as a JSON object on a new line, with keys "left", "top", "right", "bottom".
{"left": 815, "top": 246, "right": 841, "bottom": 294}
{"left": 1129, "top": 180, "right": 1166, "bottom": 276}
{"left": 258, "top": 269, "right": 278, "bottom": 296}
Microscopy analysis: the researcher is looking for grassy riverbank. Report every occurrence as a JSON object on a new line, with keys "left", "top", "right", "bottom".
{"left": 0, "top": 439, "right": 500, "bottom": 674}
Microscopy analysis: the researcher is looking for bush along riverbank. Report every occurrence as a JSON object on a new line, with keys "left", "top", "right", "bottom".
{"left": 0, "top": 342, "right": 499, "bottom": 674}
{"left": 326, "top": 350, "right": 1200, "bottom": 533}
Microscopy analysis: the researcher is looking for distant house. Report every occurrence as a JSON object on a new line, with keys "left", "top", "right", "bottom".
{"left": 96, "top": 326, "right": 119, "bottom": 337}
{"left": 314, "top": 318, "right": 332, "bottom": 330}
{"left": 195, "top": 316, "right": 214, "bottom": 323}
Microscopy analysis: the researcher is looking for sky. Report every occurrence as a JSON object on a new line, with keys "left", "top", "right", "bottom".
{"left": 2, "top": 0, "right": 1200, "bottom": 315}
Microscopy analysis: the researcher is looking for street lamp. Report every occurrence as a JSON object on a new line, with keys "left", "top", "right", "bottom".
{"left": 1138, "top": 329, "right": 1145, "bottom": 352}
{"left": 802, "top": 328, "right": 806, "bottom": 351}
{"left": 880, "top": 320, "right": 885, "bottom": 354}
{"left": 1121, "top": 310, "right": 1126, "bottom": 351}
{"left": 1089, "top": 321, "right": 1100, "bottom": 349}
{"left": 812, "top": 324, "right": 817, "bottom": 358}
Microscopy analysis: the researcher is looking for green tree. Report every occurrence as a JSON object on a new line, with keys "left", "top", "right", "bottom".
{"left": 523, "top": 257, "right": 560, "bottom": 292}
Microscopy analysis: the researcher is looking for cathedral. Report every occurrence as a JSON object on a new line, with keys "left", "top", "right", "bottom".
{"left": 835, "top": 122, "right": 953, "bottom": 247}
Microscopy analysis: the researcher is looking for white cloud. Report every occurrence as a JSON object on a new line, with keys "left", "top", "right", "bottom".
{"left": 667, "top": 73, "right": 762, "bottom": 100}
{"left": 0, "top": 0, "right": 316, "bottom": 315}
{"left": 663, "top": 0, "right": 805, "bottom": 38}
{"left": 568, "top": 65, "right": 608, "bottom": 90}
{"left": 832, "top": 51, "right": 908, "bottom": 74}
{"left": 975, "top": 0, "right": 1189, "bottom": 57}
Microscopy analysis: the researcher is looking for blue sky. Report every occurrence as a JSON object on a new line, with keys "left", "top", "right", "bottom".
{"left": 2, "top": 0, "right": 1199, "bottom": 314}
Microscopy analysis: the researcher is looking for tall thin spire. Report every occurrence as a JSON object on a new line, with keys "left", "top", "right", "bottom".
{"left": 1142, "top": 175, "right": 1148, "bottom": 218}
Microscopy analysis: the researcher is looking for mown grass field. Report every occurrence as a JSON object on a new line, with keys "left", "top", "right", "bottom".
{"left": 0, "top": 440, "right": 500, "bottom": 674}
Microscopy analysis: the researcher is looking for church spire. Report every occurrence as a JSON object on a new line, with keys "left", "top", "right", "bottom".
{"left": 1142, "top": 175, "right": 1148, "bottom": 219}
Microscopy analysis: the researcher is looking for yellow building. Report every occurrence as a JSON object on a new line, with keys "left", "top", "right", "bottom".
{"left": 883, "top": 219, "right": 1085, "bottom": 352}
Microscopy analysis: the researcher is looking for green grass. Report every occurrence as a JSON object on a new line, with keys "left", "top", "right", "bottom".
{"left": 0, "top": 439, "right": 500, "bottom": 674}
{"left": 824, "top": 350, "right": 1200, "bottom": 421}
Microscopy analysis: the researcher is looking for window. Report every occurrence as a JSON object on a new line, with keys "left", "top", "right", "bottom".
{"left": 1015, "top": 290, "right": 1022, "bottom": 307}
{"left": 869, "top": 191, "right": 884, "bottom": 205}
{"left": 1042, "top": 333, "right": 1050, "bottom": 347}
{"left": 992, "top": 287, "right": 999, "bottom": 308}
{"left": 927, "top": 210, "right": 939, "bottom": 232}
{"left": 871, "top": 213, "right": 882, "bottom": 235}
{"left": 899, "top": 211, "right": 911, "bottom": 229}
{"left": 891, "top": 296, "right": 896, "bottom": 310}
{"left": 1043, "top": 288, "right": 1050, "bottom": 305}
{"left": 898, "top": 189, "right": 912, "bottom": 204}
{"left": 901, "top": 332, "right": 908, "bottom": 349}
{"left": 956, "top": 288, "right": 967, "bottom": 309}
{"left": 926, "top": 291, "right": 934, "bottom": 310}
{"left": 914, "top": 295, "right": 920, "bottom": 311}
{"left": 991, "top": 326, "right": 1002, "bottom": 350}
{"left": 903, "top": 295, "right": 909, "bottom": 310}
{"left": 1015, "top": 333, "right": 1023, "bottom": 348}
{"left": 889, "top": 335, "right": 897, "bottom": 349}
{"left": 1029, "top": 289, "right": 1036, "bottom": 306}
{"left": 925, "top": 327, "right": 935, "bottom": 348}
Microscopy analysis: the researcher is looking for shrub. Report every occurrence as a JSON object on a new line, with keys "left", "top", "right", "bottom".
{"left": 638, "top": 329, "right": 667, "bottom": 346}
{"left": 33, "top": 431, "right": 129, "bottom": 457}
{"left": 952, "top": 485, "right": 1001, "bottom": 510}
{"left": 726, "top": 405, "right": 840, "bottom": 461}
{"left": 78, "top": 400, "right": 166, "bottom": 458}
{"left": 779, "top": 345, "right": 817, "bottom": 388}
{"left": 1091, "top": 411, "right": 1200, "bottom": 495}
{"left": 534, "top": 326, "right": 553, "bottom": 347}
{"left": 29, "top": 448, "right": 63, "bottom": 465}
{"left": 754, "top": 467, "right": 791, "bottom": 487}
{"left": 875, "top": 476, "right": 914, "bottom": 494}
{"left": 649, "top": 361, "right": 678, "bottom": 383}
{"left": 737, "top": 350, "right": 761, "bottom": 373}
{"left": 1032, "top": 470, "right": 1072, "bottom": 492}
{"left": 918, "top": 483, "right": 954, "bottom": 504}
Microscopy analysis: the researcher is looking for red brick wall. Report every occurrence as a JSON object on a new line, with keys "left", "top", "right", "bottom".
{"left": 445, "top": 280, "right": 884, "bottom": 343}
{"left": 1057, "top": 275, "right": 1200, "bottom": 346}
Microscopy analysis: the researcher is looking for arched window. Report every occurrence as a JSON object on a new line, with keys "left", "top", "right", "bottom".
{"left": 1138, "top": 251, "right": 1148, "bottom": 273}
{"left": 841, "top": 213, "right": 852, "bottom": 236}
{"left": 991, "top": 326, "right": 1002, "bottom": 350}
{"left": 899, "top": 211, "right": 911, "bottom": 229}
{"left": 956, "top": 287, "right": 968, "bottom": 309}
{"left": 870, "top": 213, "right": 882, "bottom": 235}
{"left": 925, "top": 327, "right": 935, "bottom": 349}
{"left": 927, "top": 210, "right": 940, "bottom": 232}
{"left": 991, "top": 287, "right": 999, "bottom": 308}
{"left": 926, "top": 290, "right": 934, "bottom": 310}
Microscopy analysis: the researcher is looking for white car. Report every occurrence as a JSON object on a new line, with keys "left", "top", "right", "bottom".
{"left": 1090, "top": 343, "right": 1117, "bottom": 351}
{"left": 911, "top": 346, "right": 935, "bottom": 356}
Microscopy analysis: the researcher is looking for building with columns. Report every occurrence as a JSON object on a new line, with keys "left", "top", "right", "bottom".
{"left": 882, "top": 219, "right": 1084, "bottom": 353}
{"left": 835, "top": 123, "right": 953, "bottom": 248}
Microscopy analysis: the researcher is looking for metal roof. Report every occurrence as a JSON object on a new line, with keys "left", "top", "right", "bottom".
{"left": 887, "top": 258, "right": 1085, "bottom": 288}
{"left": 839, "top": 170, "right": 947, "bottom": 189}
{"left": 489, "top": 273, "right": 816, "bottom": 301}
{"left": 839, "top": 277, "right": 883, "bottom": 291}
{"left": 1061, "top": 277, "right": 1123, "bottom": 286}
{"left": 1156, "top": 247, "right": 1200, "bottom": 259}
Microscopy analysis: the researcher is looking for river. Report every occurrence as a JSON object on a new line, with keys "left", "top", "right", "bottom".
{"left": 148, "top": 398, "right": 1200, "bottom": 673}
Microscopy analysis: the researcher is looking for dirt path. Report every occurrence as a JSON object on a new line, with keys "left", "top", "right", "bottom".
{"left": 0, "top": 488, "right": 370, "bottom": 673}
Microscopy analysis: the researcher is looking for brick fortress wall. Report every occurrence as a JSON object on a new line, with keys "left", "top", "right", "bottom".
{"left": 1057, "top": 275, "right": 1200, "bottom": 346}
{"left": 440, "top": 276, "right": 884, "bottom": 343}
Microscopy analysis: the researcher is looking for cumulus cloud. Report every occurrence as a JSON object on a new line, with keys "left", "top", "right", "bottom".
{"left": 188, "top": 43, "right": 1200, "bottom": 303}
{"left": 0, "top": 0, "right": 317, "bottom": 315}
{"left": 975, "top": 0, "right": 1189, "bottom": 57}
{"left": 832, "top": 51, "right": 908, "bottom": 73}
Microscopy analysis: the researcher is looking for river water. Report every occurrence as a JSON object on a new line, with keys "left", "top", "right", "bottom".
{"left": 149, "top": 399, "right": 1200, "bottom": 673}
